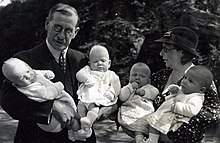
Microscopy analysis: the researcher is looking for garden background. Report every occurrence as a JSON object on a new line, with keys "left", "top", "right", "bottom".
{"left": 0, "top": 0, "right": 220, "bottom": 94}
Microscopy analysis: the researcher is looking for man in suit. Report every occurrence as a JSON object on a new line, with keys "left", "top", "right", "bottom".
{"left": 0, "top": 3, "right": 117, "bottom": 143}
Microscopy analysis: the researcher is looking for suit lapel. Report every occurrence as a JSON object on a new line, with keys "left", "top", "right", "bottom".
{"left": 66, "top": 49, "right": 77, "bottom": 83}
{"left": 37, "top": 42, "right": 56, "bottom": 66}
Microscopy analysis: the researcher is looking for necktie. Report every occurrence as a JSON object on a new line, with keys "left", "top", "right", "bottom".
{"left": 59, "top": 51, "right": 66, "bottom": 73}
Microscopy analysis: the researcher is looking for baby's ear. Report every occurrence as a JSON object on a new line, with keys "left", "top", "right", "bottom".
{"left": 12, "top": 83, "right": 17, "bottom": 87}
{"left": 108, "top": 60, "right": 111, "bottom": 68}
{"left": 200, "top": 87, "right": 207, "bottom": 93}
{"left": 148, "top": 78, "right": 151, "bottom": 84}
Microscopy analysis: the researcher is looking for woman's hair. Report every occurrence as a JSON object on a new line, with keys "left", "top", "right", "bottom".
{"left": 175, "top": 45, "right": 195, "bottom": 65}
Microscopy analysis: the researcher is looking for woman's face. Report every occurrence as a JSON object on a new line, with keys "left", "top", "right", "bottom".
{"left": 160, "top": 43, "right": 183, "bottom": 69}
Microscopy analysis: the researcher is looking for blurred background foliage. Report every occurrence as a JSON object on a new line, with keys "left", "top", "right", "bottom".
{"left": 0, "top": 0, "right": 220, "bottom": 93}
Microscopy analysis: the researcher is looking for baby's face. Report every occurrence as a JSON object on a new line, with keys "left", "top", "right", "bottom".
{"left": 129, "top": 66, "right": 150, "bottom": 88}
{"left": 181, "top": 70, "right": 203, "bottom": 94}
{"left": 89, "top": 49, "right": 110, "bottom": 72}
{"left": 11, "top": 62, "right": 37, "bottom": 87}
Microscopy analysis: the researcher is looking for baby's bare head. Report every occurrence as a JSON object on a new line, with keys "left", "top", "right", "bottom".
{"left": 2, "top": 58, "right": 33, "bottom": 86}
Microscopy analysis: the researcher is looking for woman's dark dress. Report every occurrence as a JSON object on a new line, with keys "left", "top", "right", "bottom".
{"left": 151, "top": 69, "right": 220, "bottom": 143}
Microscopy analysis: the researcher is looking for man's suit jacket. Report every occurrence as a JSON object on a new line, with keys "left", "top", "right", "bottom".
{"left": 0, "top": 41, "right": 89, "bottom": 143}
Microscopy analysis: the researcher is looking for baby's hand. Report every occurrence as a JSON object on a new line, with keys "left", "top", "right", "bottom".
{"left": 45, "top": 70, "right": 55, "bottom": 80}
{"left": 131, "top": 82, "right": 139, "bottom": 89}
{"left": 104, "top": 91, "right": 115, "bottom": 101}
{"left": 168, "top": 84, "right": 181, "bottom": 95}
{"left": 135, "top": 88, "right": 145, "bottom": 96}
{"left": 85, "top": 77, "right": 96, "bottom": 87}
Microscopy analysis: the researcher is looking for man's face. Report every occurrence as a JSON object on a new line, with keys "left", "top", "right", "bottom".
{"left": 45, "top": 12, "right": 79, "bottom": 51}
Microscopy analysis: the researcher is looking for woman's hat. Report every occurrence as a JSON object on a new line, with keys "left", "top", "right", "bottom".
{"left": 155, "top": 26, "right": 199, "bottom": 57}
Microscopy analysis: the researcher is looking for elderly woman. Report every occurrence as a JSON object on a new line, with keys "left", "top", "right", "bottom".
{"left": 151, "top": 26, "right": 220, "bottom": 143}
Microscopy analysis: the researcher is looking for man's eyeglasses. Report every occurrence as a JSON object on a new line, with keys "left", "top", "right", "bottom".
{"left": 162, "top": 47, "right": 176, "bottom": 53}
{"left": 50, "top": 23, "right": 73, "bottom": 37}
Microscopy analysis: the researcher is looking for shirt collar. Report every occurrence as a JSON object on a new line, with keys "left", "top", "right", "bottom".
{"left": 46, "top": 39, "right": 68, "bottom": 63}
{"left": 184, "top": 63, "right": 195, "bottom": 73}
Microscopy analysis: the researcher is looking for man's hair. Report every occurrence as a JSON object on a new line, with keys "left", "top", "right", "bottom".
{"left": 47, "top": 3, "right": 80, "bottom": 27}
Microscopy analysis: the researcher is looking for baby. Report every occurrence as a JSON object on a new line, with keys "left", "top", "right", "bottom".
{"left": 2, "top": 58, "right": 80, "bottom": 140}
{"left": 146, "top": 65, "right": 213, "bottom": 143}
{"left": 76, "top": 45, "right": 121, "bottom": 137}
{"left": 117, "top": 62, "right": 159, "bottom": 143}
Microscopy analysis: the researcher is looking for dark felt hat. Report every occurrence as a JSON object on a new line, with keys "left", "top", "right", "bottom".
{"left": 155, "top": 26, "right": 199, "bottom": 57}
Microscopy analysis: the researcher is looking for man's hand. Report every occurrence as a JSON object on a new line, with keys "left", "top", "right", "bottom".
{"left": 97, "top": 104, "right": 118, "bottom": 120}
{"left": 103, "top": 91, "right": 115, "bottom": 101}
{"left": 52, "top": 100, "right": 74, "bottom": 127}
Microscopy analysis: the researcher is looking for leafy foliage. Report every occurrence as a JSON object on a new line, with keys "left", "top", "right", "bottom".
{"left": 0, "top": 0, "right": 220, "bottom": 91}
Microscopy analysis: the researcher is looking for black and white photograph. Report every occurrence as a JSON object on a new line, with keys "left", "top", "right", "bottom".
{"left": 0, "top": 0, "right": 220, "bottom": 143}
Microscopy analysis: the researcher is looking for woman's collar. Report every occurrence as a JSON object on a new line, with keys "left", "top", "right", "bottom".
{"left": 184, "top": 63, "right": 195, "bottom": 73}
